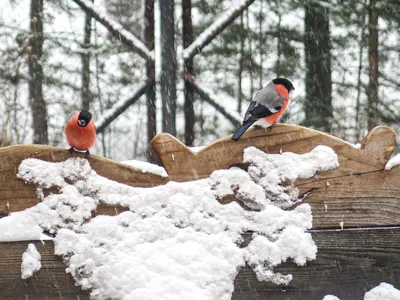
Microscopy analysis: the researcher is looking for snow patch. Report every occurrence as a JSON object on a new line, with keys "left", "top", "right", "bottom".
{"left": 121, "top": 160, "right": 168, "bottom": 177}
{"left": 322, "top": 282, "right": 400, "bottom": 300}
{"left": 21, "top": 243, "right": 41, "bottom": 279}
{"left": 243, "top": 146, "right": 338, "bottom": 208}
{"left": 364, "top": 283, "right": 400, "bottom": 300}
{"left": 385, "top": 154, "right": 400, "bottom": 170}
{"left": 189, "top": 146, "right": 205, "bottom": 153}
{"left": 322, "top": 295, "right": 341, "bottom": 300}
{"left": 0, "top": 213, "right": 42, "bottom": 242}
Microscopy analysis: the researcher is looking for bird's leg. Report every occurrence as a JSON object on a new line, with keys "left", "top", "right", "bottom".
{"left": 68, "top": 147, "right": 74, "bottom": 157}
{"left": 268, "top": 124, "right": 276, "bottom": 131}
{"left": 85, "top": 150, "right": 90, "bottom": 158}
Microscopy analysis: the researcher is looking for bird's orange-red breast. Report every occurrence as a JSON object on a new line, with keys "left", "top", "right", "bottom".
{"left": 264, "top": 84, "right": 290, "bottom": 126}
{"left": 64, "top": 110, "right": 96, "bottom": 151}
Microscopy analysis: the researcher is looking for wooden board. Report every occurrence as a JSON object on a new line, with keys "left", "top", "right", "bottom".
{"left": 1, "top": 228, "right": 399, "bottom": 300}
{"left": 0, "top": 145, "right": 168, "bottom": 217}
{"left": 151, "top": 124, "right": 396, "bottom": 182}
{"left": 233, "top": 228, "right": 400, "bottom": 300}
{"left": 0, "top": 241, "right": 90, "bottom": 300}
{"left": 298, "top": 166, "right": 400, "bottom": 229}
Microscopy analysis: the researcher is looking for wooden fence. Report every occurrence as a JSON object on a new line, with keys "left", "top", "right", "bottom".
{"left": 0, "top": 124, "right": 399, "bottom": 299}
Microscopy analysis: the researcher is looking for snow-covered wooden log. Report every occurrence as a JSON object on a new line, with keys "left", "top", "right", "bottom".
{"left": 0, "top": 124, "right": 399, "bottom": 300}
{"left": 151, "top": 124, "right": 395, "bottom": 181}
{"left": 0, "top": 145, "right": 168, "bottom": 217}
{"left": 1, "top": 229, "right": 399, "bottom": 300}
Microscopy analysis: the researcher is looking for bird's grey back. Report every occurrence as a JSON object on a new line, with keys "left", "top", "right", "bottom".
{"left": 253, "top": 81, "right": 285, "bottom": 108}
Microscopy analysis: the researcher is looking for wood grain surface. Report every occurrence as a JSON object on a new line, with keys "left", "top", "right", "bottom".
{"left": 233, "top": 228, "right": 400, "bottom": 300}
{"left": 0, "top": 241, "right": 90, "bottom": 300}
{"left": 298, "top": 166, "right": 400, "bottom": 229}
{"left": 1, "top": 228, "right": 399, "bottom": 300}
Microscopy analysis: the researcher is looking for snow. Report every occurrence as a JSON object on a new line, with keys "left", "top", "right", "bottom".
{"left": 121, "top": 160, "right": 168, "bottom": 177}
{"left": 21, "top": 243, "right": 41, "bottom": 280}
{"left": 364, "top": 283, "right": 400, "bottom": 300}
{"left": 0, "top": 212, "right": 42, "bottom": 242}
{"left": 322, "top": 295, "right": 340, "bottom": 300}
{"left": 322, "top": 282, "right": 400, "bottom": 300}
{"left": 0, "top": 146, "right": 339, "bottom": 299}
{"left": 189, "top": 146, "right": 205, "bottom": 153}
{"left": 385, "top": 154, "right": 400, "bottom": 170}
{"left": 183, "top": 0, "right": 255, "bottom": 60}
{"left": 243, "top": 146, "right": 339, "bottom": 209}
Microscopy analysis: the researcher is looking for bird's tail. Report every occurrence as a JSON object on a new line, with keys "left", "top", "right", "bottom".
{"left": 231, "top": 120, "right": 256, "bottom": 141}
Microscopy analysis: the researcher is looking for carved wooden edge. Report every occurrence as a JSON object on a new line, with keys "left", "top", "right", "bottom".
{"left": 151, "top": 124, "right": 396, "bottom": 182}
{"left": 0, "top": 144, "right": 168, "bottom": 186}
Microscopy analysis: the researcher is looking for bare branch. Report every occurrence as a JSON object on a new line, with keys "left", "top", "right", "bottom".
{"left": 96, "top": 79, "right": 155, "bottom": 134}
{"left": 183, "top": 0, "right": 256, "bottom": 61}
{"left": 71, "top": 0, "right": 154, "bottom": 62}
{"left": 185, "top": 74, "right": 241, "bottom": 127}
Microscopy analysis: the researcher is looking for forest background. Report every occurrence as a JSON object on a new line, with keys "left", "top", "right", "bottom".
{"left": 1, "top": 0, "right": 399, "bottom": 162}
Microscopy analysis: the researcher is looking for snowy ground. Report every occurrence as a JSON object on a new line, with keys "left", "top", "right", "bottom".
{"left": 1, "top": 145, "right": 398, "bottom": 299}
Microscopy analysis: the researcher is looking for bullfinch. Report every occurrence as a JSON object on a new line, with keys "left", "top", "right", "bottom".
{"left": 232, "top": 78, "right": 294, "bottom": 141}
{"left": 64, "top": 110, "right": 96, "bottom": 156}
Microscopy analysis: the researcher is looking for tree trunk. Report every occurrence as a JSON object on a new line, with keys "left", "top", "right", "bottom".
{"left": 355, "top": 3, "right": 367, "bottom": 140}
{"left": 237, "top": 12, "right": 245, "bottom": 114}
{"left": 183, "top": 0, "right": 194, "bottom": 146}
{"left": 258, "top": 1, "right": 263, "bottom": 89}
{"left": 145, "top": 0, "right": 156, "bottom": 161}
{"left": 29, "top": 0, "right": 48, "bottom": 144}
{"left": 81, "top": 0, "right": 93, "bottom": 111}
{"left": 160, "top": 0, "right": 176, "bottom": 135}
{"left": 367, "top": 0, "right": 379, "bottom": 130}
{"left": 304, "top": 1, "right": 333, "bottom": 132}
{"left": 246, "top": 8, "right": 254, "bottom": 100}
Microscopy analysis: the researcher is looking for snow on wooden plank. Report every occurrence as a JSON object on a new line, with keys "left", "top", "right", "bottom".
{"left": 233, "top": 228, "right": 400, "bottom": 299}
{"left": 151, "top": 124, "right": 395, "bottom": 182}
{"left": 0, "top": 125, "right": 398, "bottom": 230}
{"left": 150, "top": 124, "right": 399, "bottom": 229}
{"left": 0, "top": 145, "right": 168, "bottom": 216}
{"left": 1, "top": 228, "right": 399, "bottom": 299}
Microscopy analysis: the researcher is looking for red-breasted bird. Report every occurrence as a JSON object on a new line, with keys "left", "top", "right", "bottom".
{"left": 64, "top": 110, "right": 96, "bottom": 156}
{"left": 232, "top": 78, "right": 295, "bottom": 141}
